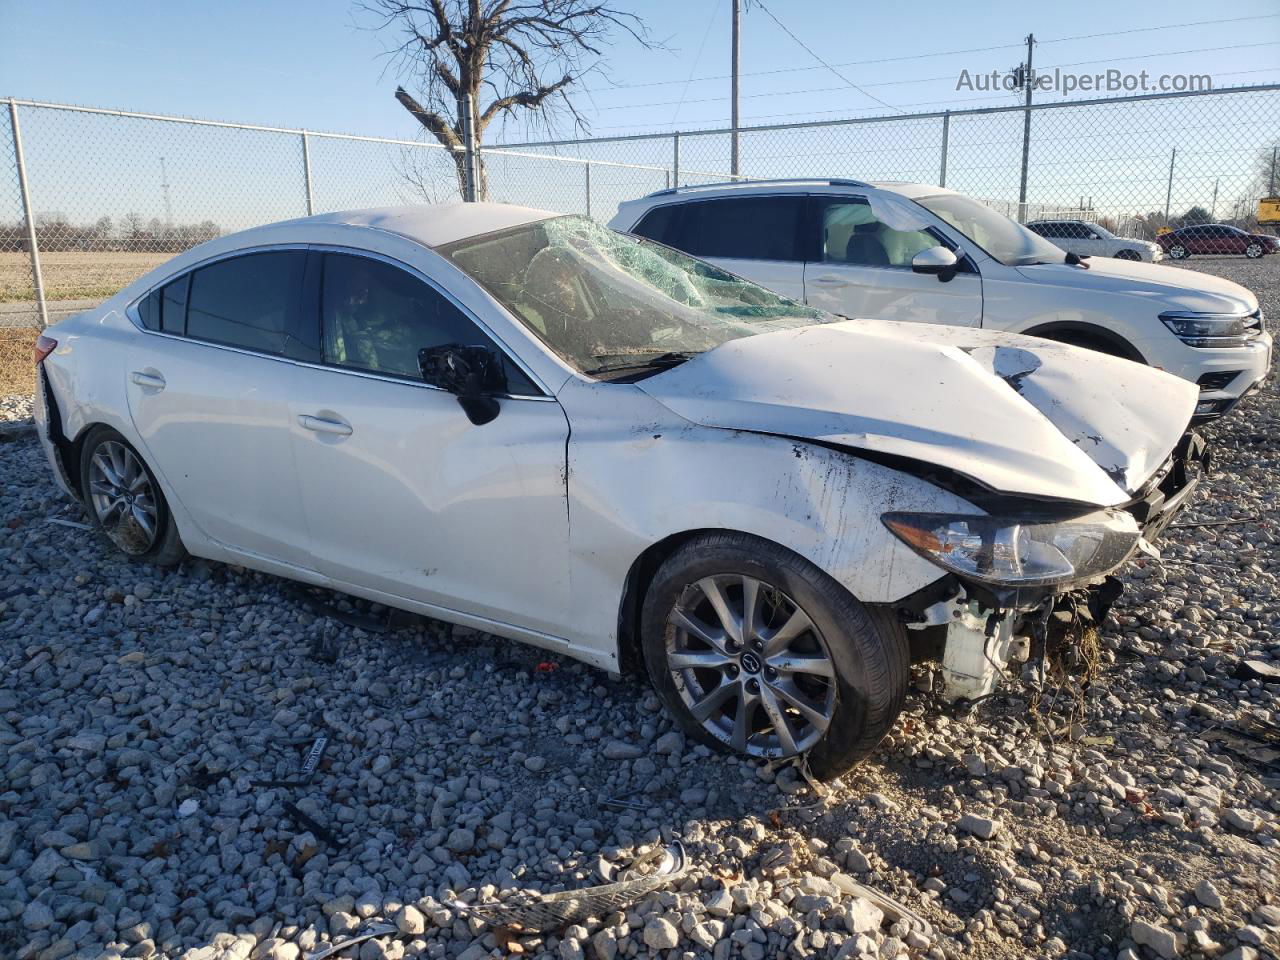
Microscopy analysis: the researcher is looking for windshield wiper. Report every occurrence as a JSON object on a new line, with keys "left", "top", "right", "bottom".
{"left": 583, "top": 351, "right": 700, "bottom": 375}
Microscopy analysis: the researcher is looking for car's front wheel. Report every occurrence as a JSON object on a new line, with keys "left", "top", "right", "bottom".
{"left": 1168, "top": 244, "right": 1189, "bottom": 259}
{"left": 640, "top": 532, "right": 908, "bottom": 778}
{"left": 1246, "top": 242, "right": 1264, "bottom": 259}
{"left": 1114, "top": 249, "right": 1141, "bottom": 261}
{"left": 79, "top": 425, "right": 185, "bottom": 565}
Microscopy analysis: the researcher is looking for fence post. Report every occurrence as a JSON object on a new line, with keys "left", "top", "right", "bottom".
{"left": 8, "top": 99, "right": 48, "bottom": 329}
{"left": 672, "top": 132, "right": 680, "bottom": 188}
{"left": 585, "top": 161, "right": 592, "bottom": 218}
{"left": 1165, "top": 147, "right": 1177, "bottom": 224}
{"left": 301, "top": 131, "right": 315, "bottom": 215}
{"left": 460, "top": 94, "right": 478, "bottom": 202}
{"left": 938, "top": 111, "right": 950, "bottom": 188}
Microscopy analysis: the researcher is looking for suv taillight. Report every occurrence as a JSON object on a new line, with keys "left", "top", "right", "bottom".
{"left": 34, "top": 334, "right": 57, "bottom": 365}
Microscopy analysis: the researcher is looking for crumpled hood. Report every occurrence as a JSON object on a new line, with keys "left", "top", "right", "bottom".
{"left": 639, "top": 319, "right": 1197, "bottom": 507}
{"left": 1016, "top": 256, "right": 1259, "bottom": 315}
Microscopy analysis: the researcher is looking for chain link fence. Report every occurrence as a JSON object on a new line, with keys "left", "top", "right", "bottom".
{"left": 3, "top": 84, "right": 1279, "bottom": 392}
{"left": 499, "top": 84, "right": 1280, "bottom": 237}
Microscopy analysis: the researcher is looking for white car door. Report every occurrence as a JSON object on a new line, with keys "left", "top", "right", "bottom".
{"left": 125, "top": 249, "right": 316, "bottom": 571}
{"left": 285, "top": 250, "right": 572, "bottom": 637}
{"left": 1068, "top": 222, "right": 1108, "bottom": 258}
{"left": 634, "top": 195, "right": 808, "bottom": 301}
{"left": 802, "top": 196, "right": 982, "bottom": 326}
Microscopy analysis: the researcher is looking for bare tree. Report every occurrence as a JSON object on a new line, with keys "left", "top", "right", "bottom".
{"left": 364, "top": 0, "right": 656, "bottom": 199}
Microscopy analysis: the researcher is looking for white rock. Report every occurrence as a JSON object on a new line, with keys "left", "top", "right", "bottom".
{"left": 1131, "top": 918, "right": 1183, "bottom": 959}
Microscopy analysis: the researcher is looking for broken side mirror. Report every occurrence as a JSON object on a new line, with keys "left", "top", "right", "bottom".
{"left": 911, "top": 245, "right": 959, "bottom": 282}
{"left": 418, "top": 344, "right": 505, "bottom": 426}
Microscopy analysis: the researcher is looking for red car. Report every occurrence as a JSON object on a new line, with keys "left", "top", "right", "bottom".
{"left": 1157, "top": 223, "right": 1279, "bottom": 260}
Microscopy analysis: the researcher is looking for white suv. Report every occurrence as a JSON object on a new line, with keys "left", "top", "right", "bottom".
{"left": 610, "top": 180, "right": 1270, "bottom": 420}
{"left": 1025, "top": 219, "right": 1163, "bottom": 262}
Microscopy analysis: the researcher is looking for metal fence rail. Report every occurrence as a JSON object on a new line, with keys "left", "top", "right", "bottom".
{"left": 3, "top": 84, "right": 1278, "bottom": 331}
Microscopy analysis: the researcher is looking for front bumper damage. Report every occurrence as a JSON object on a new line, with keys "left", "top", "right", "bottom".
{"left": 898, "top": 431, "right": 1209, "bottom": 703}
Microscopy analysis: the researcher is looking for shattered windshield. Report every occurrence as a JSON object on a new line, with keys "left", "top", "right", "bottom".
{"left": 914, "top": 193, "right": 1066, "bottom": 266}
{"left": 441, "top": 215, "right": 828, "bottom": 377}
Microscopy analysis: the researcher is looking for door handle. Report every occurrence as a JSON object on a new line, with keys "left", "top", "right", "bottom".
{"left": 809, "top": 275, "right": 850, "bottom": 287}
{"left": 299, "top": 414, "right": 353, "bottom": 437}
{"left": 130, "top": 371, "right": 166, "bottom": 390}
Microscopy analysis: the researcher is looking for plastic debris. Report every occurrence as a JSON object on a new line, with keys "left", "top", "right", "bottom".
{"left": 305, "top": 922, "right": 397, "bottom": 960}
{"left": 451, "top": 842, "right": 686, "bottom": 933}
{"left": 831, "top": 873, "right": 935, "bottom": 941}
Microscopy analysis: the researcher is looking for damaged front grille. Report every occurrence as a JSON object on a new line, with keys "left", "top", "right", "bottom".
{"left": 1124, "top": 431, "right": 1209, "bottom": 542}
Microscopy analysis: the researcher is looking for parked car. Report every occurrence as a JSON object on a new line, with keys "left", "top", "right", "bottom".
{"left": 1156, "top": 223, "right": 1279, "bottom": 260}
{"left": 34, "top": 203, "right": 1206, "bottom": 776}
{"left": 610, "top": 180, "right": 1272, "bottom": 420}
{"left": 1025, "top": 219, "right": 1162, "bottom": 262}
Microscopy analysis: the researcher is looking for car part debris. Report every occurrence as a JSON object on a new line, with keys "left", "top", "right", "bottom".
{"left": 283, "top": 583, "right": 421, "bottom": 635}
{"left": 599, "top": 796, "right": 648, "bottom": 812}
{"left": 831, "top": 873, "right": 934, "bottom": 940}
{"left": 282, "top": 801, "right": 342, "bottom": 847}
{"left": 46, "top": 517, "right": 92, "bottom": 530}
{"left": 451, "top": 842, "right": 686, "bottom": 932}
{"left": 305, "top": 922, "right": 397, "bottom": 960}
{"left": 251, "top": 735, "right": 329, "bottom": 788}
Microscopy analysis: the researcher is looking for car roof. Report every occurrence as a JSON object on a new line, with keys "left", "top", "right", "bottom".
{"left": 284, "top": 202, "right": 560, "bottom": 248}
{"left": 622, "top": 179, "right": 961, "bottom": 207}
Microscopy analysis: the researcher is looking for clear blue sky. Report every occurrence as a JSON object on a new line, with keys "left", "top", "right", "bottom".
{"left": 2, "top": 0, "right": 1278, "bottom": 141}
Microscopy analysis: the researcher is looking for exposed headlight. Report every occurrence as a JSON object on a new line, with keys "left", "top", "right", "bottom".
{"left": 882, "top": 508, "right": 1141, "bottom": 587}
{"left": 1160, "top": 311, "right": 1257, "bottom": 348}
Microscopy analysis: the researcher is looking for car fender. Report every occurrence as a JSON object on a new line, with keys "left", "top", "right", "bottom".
{"left": 556, "top": 378, "right": 970, "bottom": 667}
{"left": 979, "top": 272, "right": 1163, "bottom": 356}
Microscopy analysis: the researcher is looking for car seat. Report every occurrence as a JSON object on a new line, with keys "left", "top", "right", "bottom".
{"left": 844, "top": 222, "right": 890, "bottom": 266}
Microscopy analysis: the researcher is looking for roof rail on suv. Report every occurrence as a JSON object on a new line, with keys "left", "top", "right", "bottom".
{"left": 642, "top": 178, "right": 869, "bottom": 199}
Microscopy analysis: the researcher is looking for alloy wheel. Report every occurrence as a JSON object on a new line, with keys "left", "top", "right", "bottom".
{"left": 87, "top": 440, "right": 159, "bottom": 555}
{"left": 1246, "top": 243, "right": 1263, "bottom": 259}
{"left": 1169, "top": 244, "right": 1187, "bottom": 259}
{"left": 665, "top": 574, "right": 837, "bottom": 758}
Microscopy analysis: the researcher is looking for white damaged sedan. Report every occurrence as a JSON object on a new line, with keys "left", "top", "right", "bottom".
{"left": 33, "top": 203, "right": 1206, "bottom": 776}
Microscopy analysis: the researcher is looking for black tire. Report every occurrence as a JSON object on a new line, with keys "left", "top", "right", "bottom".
{"left": 1114, "top": 249, "right": 1141, "bottom": 261}
{"left": 640, "top": 532, "right": 909, "bottom": 778}
{"left": 1245, "top": 242, "right": 1263, "bottom": 259}
{"left": 78, "top": 425, "right": 185, "bottom": 566}
{"left": 1168, "top": 244, "right": 1189, "bottom": 260}
{"left": 1032, "top": 330, "right": 1136, "bottom": 361}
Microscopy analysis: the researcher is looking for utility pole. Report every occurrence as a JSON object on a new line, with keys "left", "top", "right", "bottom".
{"left": 1271, "top": 145, "right": 1277, "bottom": 196}
{"left": 160, "top": 156, "right": 173, "bottom": 228}
{"left": 1165, "top": 147, "right": 1176, "bottom": 224}
{"left": 1016, "top": 33, "right": 1034, "bottom": 223}
{"left": 1211, "top": 178, "right": 1219, "bottom": 220}
{"left": 730, "top": 0, "right": 741, "bottom": 178}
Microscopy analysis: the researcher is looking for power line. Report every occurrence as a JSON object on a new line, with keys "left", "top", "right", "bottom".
{"left": 670, "top": 1, "right": 720, "bottom": 125}
{"left": 734, "top": 0, "right": 898, "bottom": 111}
{"left": 578, "top": 40, "right": 1280, "bottom": 115}
{"left": 580, "top": 12, "right": 1280, "bottom": 96}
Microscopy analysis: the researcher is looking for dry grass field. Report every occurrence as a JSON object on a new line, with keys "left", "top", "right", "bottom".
{"left": 0, "top": 250, "right": 168, "bottom": 303}
{"left": 0, "top": 328, "right": 38, "bottom": 396}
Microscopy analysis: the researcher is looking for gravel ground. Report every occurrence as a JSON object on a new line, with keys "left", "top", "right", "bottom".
{"left": 2, "top": 256, "right": 1279, "bottom": 960}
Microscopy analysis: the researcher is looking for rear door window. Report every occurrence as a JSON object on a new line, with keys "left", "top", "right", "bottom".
{"left": 186, "top": 251, "right": 306, "bottom": 355}
{"left": 668, "top": 196, "right": 805, "bottom": 262}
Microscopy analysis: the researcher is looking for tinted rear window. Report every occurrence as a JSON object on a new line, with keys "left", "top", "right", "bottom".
{"left": 631, "top": 205, "right": 680, "bottom": 245}
{"left": 668, "top": 196, "right": 805, "bottom": 262}
{"left": 186, "top": 251, "right": 305, "bottom": 355}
